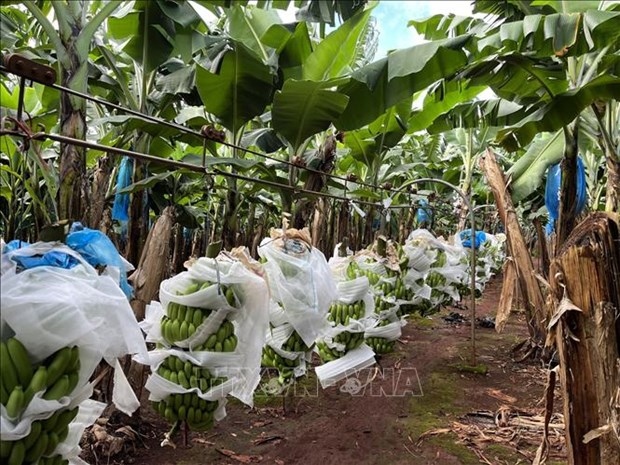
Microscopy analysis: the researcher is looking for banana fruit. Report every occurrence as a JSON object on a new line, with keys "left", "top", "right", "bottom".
{"left": 0, "top": 336, "right": 81, "bottom": 465}
{"left": 153, "top": 356, "right": 222, "bottom": 431}
{"left": 0, "top": 406, "right": 78, "bottom": 465}
{"left": 1, "top": 339, "right": 80, "bottom": 420}
{"left": 316, "top": 341, "right": 343, "bottom": 362}
{"left": 365, "top": 337, "right": 395, "bottom": 354}
{"left": 161, "top": 282, "right": 238, "bottom": 350}
{"left": 326, "top": 300, "right": 365, "bottom": 326}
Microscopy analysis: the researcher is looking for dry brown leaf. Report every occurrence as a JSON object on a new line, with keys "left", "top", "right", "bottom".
{"left": 252, "top": 420, "right": 272, "bottom": 428}
{"left": 192, "top": 437, "right": 215, "bottom": 446}
{"left": 416, "top": 427, "right": 451, "bottom": 444}
{"left": 548, "top": 296, "right": 583, "bottom": 331}
{"left": 115, "top": 425, "right": 139, "bottom": 440}
{"left": 216, "top": 448, "right": 263, "bottom": 463}
{"left": 485, "top": 388, "right": 517, "bottom": 404}
{"left": 496, "top": 259, "right": 516, "bottom": 333}
{"left": 252, "top": 435, "right": 284, "bottom": 446}
{"left": 583, "top": 424, "right": 612, "bottom": 444}
{"left": 108, "top": 437, "right": 125, "bottom": 456}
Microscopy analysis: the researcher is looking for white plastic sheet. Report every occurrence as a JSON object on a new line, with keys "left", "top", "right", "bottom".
{"left": 314, "top": 344, "right": 376, "bottom": 389}
{"left": 258, "top": 237, "right": 337, "bottom": 347}
{"left": 0, "top": 242, "right": 148, "bottom": 438}
{"left": 142, "top": 255, "right": 269, "bottom": 408}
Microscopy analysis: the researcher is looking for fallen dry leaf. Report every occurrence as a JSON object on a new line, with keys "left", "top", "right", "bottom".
{"left": 252, "top": 435, "right": 284, "bottom": 446}
{"left": 485, "top": 388, "right": 517, "bottom": 404}
{"left": 192, "top": 438, "right": 215, "bottom": 446}
{"left": 216, "top": 448, "right": 263, "bottom": 463}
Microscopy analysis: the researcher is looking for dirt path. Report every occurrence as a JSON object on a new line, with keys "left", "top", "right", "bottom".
{"left": 88, "top": 277, "right": 567, "bottom": 465}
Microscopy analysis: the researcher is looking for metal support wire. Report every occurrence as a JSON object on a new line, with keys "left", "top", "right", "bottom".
{"left": 0, "top": 63, "right": 420, "bottom": 200}
{"left": 0, "top": 128, "right": 405, "bottom": 209}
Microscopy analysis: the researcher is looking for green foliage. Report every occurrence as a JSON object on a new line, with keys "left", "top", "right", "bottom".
{"left": 195, "top": 41, "right": 275, "bottom": 133}
{"left": 272, "top": 80, "right": 349, "bottom": 151}
{"left": 335, "top": 35, "right": 472, "bottom": 130}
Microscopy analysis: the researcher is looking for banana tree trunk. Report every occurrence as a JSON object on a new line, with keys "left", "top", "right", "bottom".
{"left": 89, "top": 155, "right": 113, "bottom": 229}
{"left": 556, "top": 126, "right": 580, "bottom": 247}
{"left": 222, "top": 182, "right": 238, "bottom": 250}
{"left": 606, "top": 156, "right": 619, "bottom": 213}
{"left": 363, "top": 206, "right": 375, "bottom": 246}
{"left": 336, "top": 200, "right": 350, "bottom": 245}
{"left": 327, "top": 199, "right": 337, "bottom": 254}
{"left": 58, "top": 99, "right": 87, "bottom": 223}
{"left": 126, "top": 161, "right": 147, "bottom": 266}
{"left": 311, "top": 198, "right": 326, "bottom": 251}
{"left": 171, "top": 223, "right": 184, "bottom": 274}
{"left": 549, "top": 212, "right": 620, "bottom": 465}
{"left": 480, "top": 148, "right": 547, "bottom": 343}
{"left": 292, "top": 135, "right": 337, "bottom": 229}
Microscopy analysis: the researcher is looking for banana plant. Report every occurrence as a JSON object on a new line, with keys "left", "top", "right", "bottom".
{"left": 407, "top": 1, "right": 620, "bottom": 236}
{"left": 92, "top": 0, "right": 208, "bottom": 262}
{"left": 18, "top": 0, "right": 122, "bottom": 223}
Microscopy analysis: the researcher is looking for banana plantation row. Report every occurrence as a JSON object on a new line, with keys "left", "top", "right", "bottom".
{"left": 0, "top": 1, "right": 619, "bottom": 464}
{"left": 0, "top": 224, "right": 503, "bottom": 464}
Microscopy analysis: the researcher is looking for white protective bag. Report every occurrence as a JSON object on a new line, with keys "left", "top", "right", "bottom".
{"left": 0, "top": 243, "right": 148, "bottom": 442}
{"left": 258, "top": 233, "right": 337, "bottom": 347}
{"left": 315, "top": 277, "right": 377, "bottom": 387}
{"left": 141, "top": 254, "right": 270, "bottom": 408}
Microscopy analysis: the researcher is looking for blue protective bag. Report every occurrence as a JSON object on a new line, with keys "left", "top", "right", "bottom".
{"left": 66, "top": 223, "right": 133, "bottom": 298}
{"left": 459, "top": 229, "right": 487, "bottom": 249}
{"left": 112, "top": 157, "right": 133, "bottom": 222}
{"left": 3, "top": 239, "right": 30, "bottom": 254}
{"left": 3, "top": 240, "right": 80, "bottom": 269}
{"left": 416, "top": 199, "right": 432, "bottom": 225}
{"left": 545, "top": 156, "right": 587, "bottom": 235}
{"left": 12, "top": 251, "right": 80, "bottom": 270}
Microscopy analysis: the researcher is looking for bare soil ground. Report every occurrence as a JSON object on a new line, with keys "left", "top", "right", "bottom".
{"left": 82, "top": 276, "right": 567, "bottom": 465}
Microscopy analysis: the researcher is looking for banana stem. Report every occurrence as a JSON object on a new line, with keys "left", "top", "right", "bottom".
{"left": 161, "top": 420, "right": 180, "bottom": 448}
{"left": 183, "top": 420, "right": 189, "bottom": 447}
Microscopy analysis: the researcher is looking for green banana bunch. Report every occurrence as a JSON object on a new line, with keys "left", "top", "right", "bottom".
{"left": 1, "top": 339, "right": 80, "bottom": 422}
{"left": 316, "top": 341, "right": 344, "bottom": 363}
{"left": 190, "top": 320, "right": 237, "bottom": 352}
{"left": 161, "top": 282, "right": 237, "bottom": 346}
{"left": 371, "top": 273, "right": 413, "bottom": 316}
{"left": 316, "top": 330, "right": 364, "bottom": 364}
{"left": 345, "top": 262, "right": 381, "bottom": 285}
{"left": 154, "top": 356, "right": 225, "bottom": 431}
{"left": 153, "top": 356, "right": 223, "bottom": 430}
{"left": 0, "top": 406, "right": 78, "bottom": 465}
{"left": 434, "top": 251, "right": 447, "bottom": 268}
{"left": 333, "top": 331, "right": 365, "bottom": 352}
{"left": 178, "top": 280, "right": 236, "bottom": 306}
{"left": 276, "top": 369, "right": 294, "bottom": 386}
{"left": 261, "top": 345, "right": 299, "bottom": 371}
{"left": 281, "top": 331, "right": 312, "bottom": 353}
{"left": 365, "top": 337, "right": 395, "bottom": 355}
{"left": 327, "top": 300, "right": 365, "bottom": 326}
{"left": 426, "top": 271, "right": 446, "bottom": 288}
{"left": 156, "top": 356, "right": 226, "bottom": 393}
{"left": 261, "top": 348, "right": 295, "bottom": 385}
{"left": 152, "top": 393, "right": 217, "bottom": 431}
